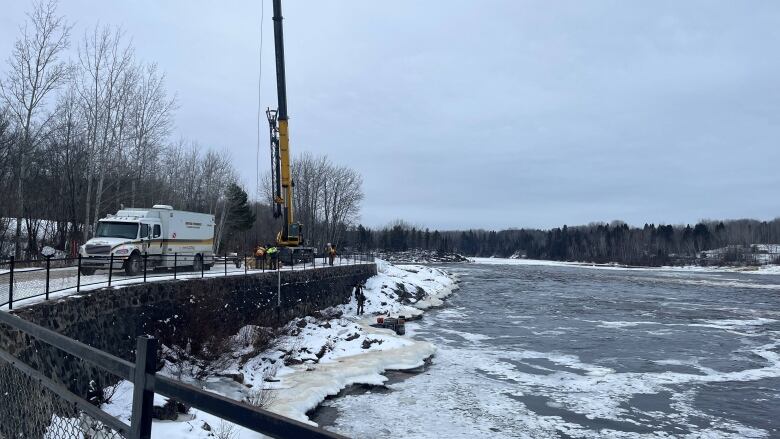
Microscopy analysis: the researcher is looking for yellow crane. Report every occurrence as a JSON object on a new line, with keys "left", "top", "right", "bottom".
{"left": 266, "top": 0, "right": 313, "bottom": 262}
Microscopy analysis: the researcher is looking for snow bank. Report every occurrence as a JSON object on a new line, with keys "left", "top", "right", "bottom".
{"left": 265, "top": 260, "right": 457, "bottom": 423}
{"left": 269, "top": 325, "right": 436, "bottom": 424}
{"left": 102, "top": 380, "right": 264, "bottom": 438}
{"left": 98, "top": 260, "right": 458, "bottom": 436}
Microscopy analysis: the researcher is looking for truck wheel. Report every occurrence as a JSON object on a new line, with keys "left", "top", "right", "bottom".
{"left": 80, "top": 267, "right": 96, "bottom": 276}
{"left": 193, "top": 254, "right": 203, "bottom": 272}
{"left": 125, "top": 253, "right": 141, "bottom": 276}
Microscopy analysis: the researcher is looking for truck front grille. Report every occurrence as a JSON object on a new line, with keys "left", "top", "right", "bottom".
{"left": 85, "top": 244, "right": 111, "bottom": 255}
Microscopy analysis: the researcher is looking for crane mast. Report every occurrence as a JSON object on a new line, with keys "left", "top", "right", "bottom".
{"left": 266, "top": 0, "right": 303, "bottom": 249}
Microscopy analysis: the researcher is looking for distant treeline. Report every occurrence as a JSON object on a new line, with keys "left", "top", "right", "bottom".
{"left": 347, "top": 219, "right": 780, "bottom": 266}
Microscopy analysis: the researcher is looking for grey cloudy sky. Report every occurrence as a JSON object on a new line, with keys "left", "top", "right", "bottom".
{"left": 2, "top": 1, "right": 779, "bottom": 230}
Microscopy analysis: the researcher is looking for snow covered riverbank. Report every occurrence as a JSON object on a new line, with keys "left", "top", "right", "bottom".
{"left": 265, "top": 261, "right": 458, "bottom": 424}
{"left": 103, "top": 260, "right": 458, "bottom": 437}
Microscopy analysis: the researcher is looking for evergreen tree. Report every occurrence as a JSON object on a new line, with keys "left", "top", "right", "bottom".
{"left": 223, "top": 183, "right": 256, "bottom": 250}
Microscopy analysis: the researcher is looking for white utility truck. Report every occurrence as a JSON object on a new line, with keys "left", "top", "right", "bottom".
{"left": 79, "top": 205, "right": 215, "bottom": 276}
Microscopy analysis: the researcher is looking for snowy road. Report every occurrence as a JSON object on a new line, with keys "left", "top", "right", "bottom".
{"left": 1, "top": 256, "right": 372, "bottom": 310}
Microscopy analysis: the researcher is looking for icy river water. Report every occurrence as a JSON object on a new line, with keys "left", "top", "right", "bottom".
{"left": 313, "top": 261, "right": 780, "bottom": 438}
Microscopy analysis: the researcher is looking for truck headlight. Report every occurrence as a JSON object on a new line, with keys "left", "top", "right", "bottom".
{"left": 114, "top": 249, "right": 129, "bottom": 255}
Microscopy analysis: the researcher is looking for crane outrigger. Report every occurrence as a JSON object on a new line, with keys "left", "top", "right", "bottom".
{"left": 266, "top": 0, "right": 314, "bottom": 263}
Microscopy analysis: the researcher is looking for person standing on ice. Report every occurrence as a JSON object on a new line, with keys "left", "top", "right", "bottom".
{"left": 355, "top": 283, "right": 365, "bottom": 315}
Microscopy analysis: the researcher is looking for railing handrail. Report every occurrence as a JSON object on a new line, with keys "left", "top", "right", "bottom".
{"left": 0, "top": 300, "right": 350, "bottom": 438}
{"left": 1, "top": 251, "right": 375, "bottom": 310}
{"left": 0, "top": 254, "right": 376, "bottom": 438}
{"left": 0, "top": 348, "right": 132, "bottom": 434}
{"left": 0, "top": 305, "right": 135, "bottom": 380}
{"left": 154, "top": 375, "right": 346, "bottom": 439}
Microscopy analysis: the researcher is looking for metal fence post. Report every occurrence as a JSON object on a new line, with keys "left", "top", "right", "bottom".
{"left": 45, "top": 255, "right": 51, "bottom": 300}
{"left": 108, "top": 254, "right": 114, "bottom": 287}
{"left": 201, "top": 255, "right": 204, "bottom": 278}
{"left": 224, "top": 253, "right": 227, "bottom": 276}
{"left": 244, "top": 253, "right": 247, "bottom": 275}
{"left": 143, "top": 252, "right": 148, "bottom": 283}
{"left": 77, "top": 254, "right": 82, "bottom": 292}
{"left": 173, "top": 253, "right": 177, "bottom": 280}
{"left": 8, "top": 256, "right": 14, "bottom": 310}
{"left": 130, "top": 336, "right": 158, "bottom": 439}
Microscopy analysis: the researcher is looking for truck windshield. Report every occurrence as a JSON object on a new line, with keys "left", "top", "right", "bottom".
{"left": 95, "top": 222, "right": 138, "bottom": 239}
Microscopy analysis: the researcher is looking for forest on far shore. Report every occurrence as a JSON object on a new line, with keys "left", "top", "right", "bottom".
{"left": 347, "top": 218, "right": 780, "bottom": 266}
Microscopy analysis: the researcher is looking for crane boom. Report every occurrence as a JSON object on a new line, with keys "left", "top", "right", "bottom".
{"left": 266, "top": 0, "right": 309, "bottom": 256}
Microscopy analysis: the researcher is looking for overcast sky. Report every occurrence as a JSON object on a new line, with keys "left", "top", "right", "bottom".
{"left": 2, "top": 1, "right": 779, "bottom": 230}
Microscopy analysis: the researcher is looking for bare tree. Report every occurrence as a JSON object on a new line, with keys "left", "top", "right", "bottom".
{"left": 0, "top": 108, "right": 18, "bottom": 253}
{"left": 129, "top": 62, "right": 176, "bottom": 206}
{"left": 75, "top": 25, "right": 134, "bottom": 240}
{"left": 0, "top": 2, "right": 260, "bottom": 257}
{"left": 0, "top": 0, "right": 71, "bottom": 257}
{"left": 271, "top": 152, "right": 364, "bottom": 248}
{"left": 49, "top": 85, "right": 86, "bottom": 247}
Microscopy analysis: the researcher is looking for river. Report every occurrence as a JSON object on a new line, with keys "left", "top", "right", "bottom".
{"left": 312, "top": 260, "right": 780, "bottom": 438}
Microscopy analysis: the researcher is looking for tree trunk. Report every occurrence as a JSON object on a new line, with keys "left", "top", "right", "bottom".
{"left": 14, "top": 174, "right": 23, "bottom": 258}
{"left": 83, "top": 167, "right": 93, "bottom": 241}
{"left": 92, "top": 163, "right": 107, "bottom": 234}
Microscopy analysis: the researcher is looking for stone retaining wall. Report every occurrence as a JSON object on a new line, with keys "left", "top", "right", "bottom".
{"left": 0, "top": 264, "right": 377, "bottom": 396}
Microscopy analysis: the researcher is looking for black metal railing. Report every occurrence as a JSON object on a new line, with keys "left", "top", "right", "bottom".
{"left": 0, "top": 310, "right": 347, "bottom": 438}
{"left": 0, "top": 252, "right": 375, "bottom": 310}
